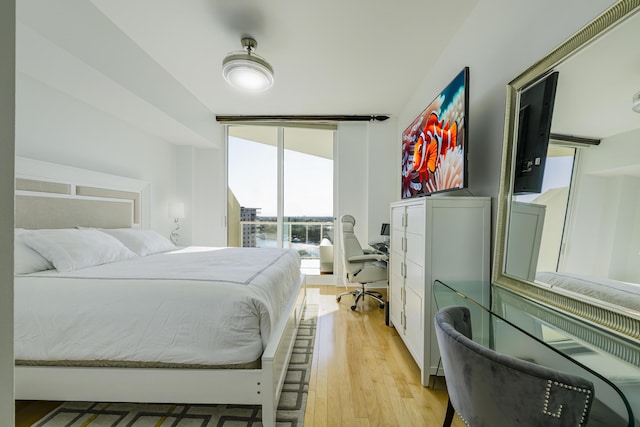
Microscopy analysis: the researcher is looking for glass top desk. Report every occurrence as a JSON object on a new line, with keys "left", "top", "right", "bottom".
{"left": 433, "top": 280, "right": 640, "bottom": 427}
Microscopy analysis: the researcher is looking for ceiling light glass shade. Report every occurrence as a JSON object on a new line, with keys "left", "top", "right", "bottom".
{"left": 222, "top": 38, "right": 274, "bottom": 92}
{"left": 222, "top": 53, "right": 274, "bottom": 92}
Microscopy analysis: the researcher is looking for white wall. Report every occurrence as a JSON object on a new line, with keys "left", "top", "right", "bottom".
{"left": 333, "top": 123, "right": 369, "bottom": 281}
{"left": 397, "top": 0, "right": 615, "bottom": 219}
{"left": 0, "top": 0, "right": 15, "bottom": 422}
{"left": 367, "top": 118, "right": 398, "bottom": 240}
{"left": 324, "top": 120, "right": 397, "bottom": 284}
{"left": 563, "top": 129, "right": 640, "bottom": 282}
{"left": 610, "top": 176, "right": 640, "bottom": 283}
{"left": 15, "top": 73, "right": 179, "bottom": 237}
{"left": 175, "top": 144, "right": 227, "bottom": 247}
{"left": 174, "top": 146, "right": 194, "bottom": 245}
{"left": 193, "top": 144, "right": 227, "bottom": 246}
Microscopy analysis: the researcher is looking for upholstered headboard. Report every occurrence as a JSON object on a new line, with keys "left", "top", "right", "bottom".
{"left": 15, "top": 157, "right": 150, "bottom": 230}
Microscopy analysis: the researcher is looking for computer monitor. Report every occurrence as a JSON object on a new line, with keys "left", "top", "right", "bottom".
{"left": 380, "top": 223, "right": 390, "bottom": 236}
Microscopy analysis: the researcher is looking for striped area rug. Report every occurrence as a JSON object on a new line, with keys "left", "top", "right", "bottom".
{"left": 33, "top": 304, "right": 318, "bottom": 427}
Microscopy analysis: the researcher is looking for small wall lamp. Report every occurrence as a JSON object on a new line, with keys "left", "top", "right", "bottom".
{"left": 168, "top": 202, "right": 185, "bottom": 245}
{"left": 633, "top": 91, "right": 640, "bottom": 113}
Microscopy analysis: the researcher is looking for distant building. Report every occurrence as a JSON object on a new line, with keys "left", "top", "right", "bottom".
{"left": 240, "top": 207, "right": 259, "bottom": 247}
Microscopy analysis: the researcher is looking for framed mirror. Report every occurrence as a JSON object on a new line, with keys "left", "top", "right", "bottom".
{"left": 493, "top": 0, "right": 640, "bottom": 342}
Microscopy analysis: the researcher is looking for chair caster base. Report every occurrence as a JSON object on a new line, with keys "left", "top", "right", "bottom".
{"left": 336, "top": 287, "right": 385, "bottom": 312}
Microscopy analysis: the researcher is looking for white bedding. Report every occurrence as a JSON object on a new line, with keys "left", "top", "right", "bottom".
{"left": 536, "top": 271, "right": 640, "bottom": 313}
{"left": 15, "top": 246, "right": 301, "bottom": 367}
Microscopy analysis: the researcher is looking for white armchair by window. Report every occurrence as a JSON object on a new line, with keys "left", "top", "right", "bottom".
{"left": 319, "top": 237, "right": 333, "bottom": 274}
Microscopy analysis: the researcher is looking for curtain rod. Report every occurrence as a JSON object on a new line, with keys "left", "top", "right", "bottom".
{"left": 549, "top": 133, "right": 601, "bottom": 146}
{"left": 215, "top": 114, "right": 390, "bottom": 123}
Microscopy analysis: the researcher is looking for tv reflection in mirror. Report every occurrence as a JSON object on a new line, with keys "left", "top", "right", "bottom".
{"left": 401, "top": 67, "right": 469, "bottom": 198}
{"left": 513, "top": 71, "right": 559, "bottom": 195}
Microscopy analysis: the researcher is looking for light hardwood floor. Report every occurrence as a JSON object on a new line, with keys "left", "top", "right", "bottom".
{"left": 16, "top": 285, "right": 463, "bottom": 426}
{"left": 304, "top": 285, "right": 463, "bottom": 427}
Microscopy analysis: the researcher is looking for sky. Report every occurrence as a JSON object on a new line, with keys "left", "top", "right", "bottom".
{"left": 228, "top": 136, "right": 333, "bottom": 217}
{"left": 514, "top": 155, "right": 575, "bottom": 203}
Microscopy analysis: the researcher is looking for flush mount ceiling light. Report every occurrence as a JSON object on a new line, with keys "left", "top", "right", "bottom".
{"left": 633, "top": 90, "right": 640, "bottom": 113}
{"left": 222, "top": 37, "right": 274, "bottom": 92}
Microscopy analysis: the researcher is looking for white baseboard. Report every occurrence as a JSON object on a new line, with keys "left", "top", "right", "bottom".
{"left": 305, "top": 274, "right": 337, "bottom": 286}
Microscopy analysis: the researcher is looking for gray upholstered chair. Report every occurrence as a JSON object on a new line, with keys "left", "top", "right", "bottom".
{"left": 336, "top": 214, "right": 387, "bottom": 310}
{"left": 434, "top": 306, "right": 594, "bottom": 427}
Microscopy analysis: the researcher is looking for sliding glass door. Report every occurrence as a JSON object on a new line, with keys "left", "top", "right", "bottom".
{"left": 227, "top": 125, "right": 334, "bottom": 274}
{"left": 227, "top": 126, "right": 279, "bottom": 249}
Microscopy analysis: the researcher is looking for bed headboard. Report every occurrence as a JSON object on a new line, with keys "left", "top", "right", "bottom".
{"left": 15, "top": 157, "right": 150, "bottom": 230}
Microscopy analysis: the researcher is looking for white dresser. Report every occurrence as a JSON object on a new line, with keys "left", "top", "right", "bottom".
{"left": 389, "top": 196, "right": 491, "bottom": 386}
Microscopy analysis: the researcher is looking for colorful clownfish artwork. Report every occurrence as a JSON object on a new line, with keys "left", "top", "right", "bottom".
{"left": 412, "top": 112, "right": 458, "bottom": 186}
{"left": 401, "top": 68, "right": 467, "bottom": 198}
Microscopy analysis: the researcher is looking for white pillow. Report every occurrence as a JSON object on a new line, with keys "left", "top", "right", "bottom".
{"left": 14, "top": 228, "right": 53, "bottom": 274}
{"left": 21, "top": 228, "right": 137, "bottom": 272}
{"left": 99, "top": 228, "right": 175, "bottom": 256}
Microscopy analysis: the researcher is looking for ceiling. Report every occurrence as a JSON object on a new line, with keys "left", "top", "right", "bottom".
{"left": 551, "top": 9, "right": 640, "bottom": 140}
{"left": 16, "top": 0, "right": 478, "bottom": 148}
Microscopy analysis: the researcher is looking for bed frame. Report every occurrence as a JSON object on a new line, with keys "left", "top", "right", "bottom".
{"left": 13, "top": 157, "right": 307, "bottom": 427}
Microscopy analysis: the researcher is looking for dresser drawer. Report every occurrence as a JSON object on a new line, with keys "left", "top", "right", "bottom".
{"left": 405, "top": 204, "right": 425, "bottom": 234}
{"left": 405, "top": 232, "right": 424, "bottom": 265}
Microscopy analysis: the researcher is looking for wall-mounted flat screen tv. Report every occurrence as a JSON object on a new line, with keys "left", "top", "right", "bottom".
{"left": 513, "top": 71, "right": 559, "bottom": 195}
{"left": 401, "top": 67, "right": 469, "bottom": 198}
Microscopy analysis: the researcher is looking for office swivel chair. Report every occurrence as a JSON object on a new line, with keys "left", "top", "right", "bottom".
{"left": 336, "top": 214, "right": 388, "bottom": 310}
{"left": 434, "top": 306, "right": 594, "bottom": 427}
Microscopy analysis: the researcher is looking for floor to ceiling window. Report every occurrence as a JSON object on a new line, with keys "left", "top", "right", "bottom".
{"left": 227, "top": 125, "right": 334, "bottom": 275}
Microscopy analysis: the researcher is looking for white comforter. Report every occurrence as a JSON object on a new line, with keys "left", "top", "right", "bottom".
{"left": 14, "top": 246, "right": 301, "bottom": 366}
{"left": 536, "top": 271, "right": 640, "bottom": 312}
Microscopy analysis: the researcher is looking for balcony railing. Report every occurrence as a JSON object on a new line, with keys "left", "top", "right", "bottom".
{"left": 238, "top": 220, "right": 334, "bottom": 259}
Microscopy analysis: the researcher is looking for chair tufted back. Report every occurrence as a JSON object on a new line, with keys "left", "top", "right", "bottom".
{"left": 434, "top": 306, "right": 594, "bottom": 427}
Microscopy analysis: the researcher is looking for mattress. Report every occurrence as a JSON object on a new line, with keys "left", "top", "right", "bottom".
{"left": 14, "top": 246, "right": 301, "bottom": 367}
{"left": 536, "top": 271, "right": 640, "bottom": 313}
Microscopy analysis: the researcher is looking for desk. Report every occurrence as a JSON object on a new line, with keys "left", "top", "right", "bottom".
{"left": 364, "top": 246, "right": 390, "bottom": 324}
{"left": 433, "top": 280, "right": 640, "bottom": 427}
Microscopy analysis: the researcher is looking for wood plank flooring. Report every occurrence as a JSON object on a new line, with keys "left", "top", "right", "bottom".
{"left": 15, "top": 285, "right": 463, "bottom": 426}
{"left": 15, "top": 401, "right": 62, "bottom": 427}
{"left": 304, "top": 285, "right": 463, "bottom": 427}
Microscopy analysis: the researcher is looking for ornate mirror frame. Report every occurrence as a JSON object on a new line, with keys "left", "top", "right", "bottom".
{"left": 493, "top": 0, "right": 640, "bottom": 342}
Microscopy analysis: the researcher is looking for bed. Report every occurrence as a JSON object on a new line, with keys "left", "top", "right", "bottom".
{"left": 13, "top": 157, "right": 306, "bottom": 427}
{"left": 536, "top": 271, "right": 640, "bottom": 315}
